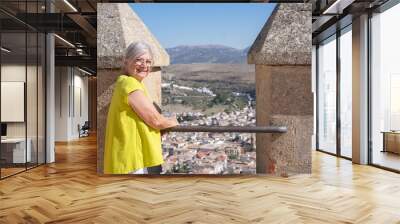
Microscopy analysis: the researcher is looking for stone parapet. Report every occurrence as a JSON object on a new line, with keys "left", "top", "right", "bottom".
{"left": 97, "top": 3, "right": 169, "bottom": 68}
{"left": 248, "top": 3, "right": 312, "bottom": 66}
{"left": 250, "top": 4, "right": 313, "bottom": 176}
{"left": 97, "top": 3, "right": 168, "bottom": 173}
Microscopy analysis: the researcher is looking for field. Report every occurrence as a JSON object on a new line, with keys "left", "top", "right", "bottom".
{"left": 161, "top": 64, "right": 255, "bottom": 115}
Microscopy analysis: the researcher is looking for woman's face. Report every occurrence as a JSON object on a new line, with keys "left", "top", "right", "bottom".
{"left": 127, "top": 52, "right": 152, "bottom": 80}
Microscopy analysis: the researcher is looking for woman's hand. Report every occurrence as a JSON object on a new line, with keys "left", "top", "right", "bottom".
{"left": 161, "top": 116, "right": 179, "bottom": 137}
{"left": 165, "top": 116, "right": 179, "bottom": 129}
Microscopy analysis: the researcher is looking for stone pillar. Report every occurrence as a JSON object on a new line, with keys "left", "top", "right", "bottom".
{"left": 248, "top": 4, "right": 313, "bottom": 176}
{"left": 97, "top": 3, "right": 169, "bottom": 173}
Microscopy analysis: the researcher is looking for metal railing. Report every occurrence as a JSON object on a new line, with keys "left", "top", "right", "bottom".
{"left": 165, "top": 125, "right": 287, "bottom": 133}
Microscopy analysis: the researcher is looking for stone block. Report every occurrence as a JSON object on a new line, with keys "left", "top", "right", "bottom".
{"left": 248, "top": 3, "right": 312, "bottom": 65}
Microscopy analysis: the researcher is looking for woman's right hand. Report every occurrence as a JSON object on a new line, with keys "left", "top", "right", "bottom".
{"left": 165, "top": 116, "right": 179, "bottom": 129}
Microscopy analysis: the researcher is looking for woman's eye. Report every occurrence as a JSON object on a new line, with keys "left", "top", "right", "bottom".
{"left": 135, "top": 59, "right": 152, "bottom": 64}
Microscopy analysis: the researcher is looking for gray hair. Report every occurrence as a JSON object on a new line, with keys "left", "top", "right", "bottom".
{"left": 123, "top": 41, "right": 154, "bottom": 64}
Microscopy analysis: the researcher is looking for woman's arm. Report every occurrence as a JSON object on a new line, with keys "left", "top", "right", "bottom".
{"left": 128, "top": 90, "right": 179, "bottom": 130}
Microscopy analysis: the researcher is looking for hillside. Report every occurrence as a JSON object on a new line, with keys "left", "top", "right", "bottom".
{"left": 166, "top": 45, "right": 250, "bottom": 64}
{"left": 161, "top": 64, "right": 255, "bottom": 114}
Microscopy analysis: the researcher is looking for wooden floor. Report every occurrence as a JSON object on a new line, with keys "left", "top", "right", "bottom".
{"left": 1, "top": 163, "right": 46, "bottom": 178}
{"left": 373, "top": 151, "right": 400, "bottom": 171}
{"left": 1, "top": 167, "right": 26, "bottom": 178}
{"left": 1, "top": 135, "right": 400, "bottom": 223}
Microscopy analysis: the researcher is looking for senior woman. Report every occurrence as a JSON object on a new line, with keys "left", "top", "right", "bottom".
{"left": 104, "top": 41, "right": 179, "bottom": 174}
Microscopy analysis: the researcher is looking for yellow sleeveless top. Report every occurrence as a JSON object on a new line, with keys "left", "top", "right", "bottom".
{"left": 104, "top": 75, "right": 164, "bottom": 174}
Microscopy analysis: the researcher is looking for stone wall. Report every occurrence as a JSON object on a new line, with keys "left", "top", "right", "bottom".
{"left": 256, "top": 65, "right": 313, "bottom": 176}
{"left": 97, "top": 3, "right": 169, "bottom": 173}
{"left": 249, "top": 3, "right": 313, "bottom": 176}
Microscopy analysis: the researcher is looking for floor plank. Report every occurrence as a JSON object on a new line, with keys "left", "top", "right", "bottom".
{"left": 0, "top": 134, "right": 399, "bottom": 223}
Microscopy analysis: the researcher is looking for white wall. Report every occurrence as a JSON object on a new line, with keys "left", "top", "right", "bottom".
{"left": 55, "top": 67, "right": 89, "bottom": 141}
{"left": 1, "top": 65, "right": 27, "bottom": 141}
{"left": 55, "top": 66, "right": 69, "bottom": 141}
{"left": 1, "top": 65, "right": 37, "bottom": 138}
{"left": 1, "top": 63, "right": 46, "bottom": 164}
{"left": 72, "top": 72, "right": 89, "bottom": 138}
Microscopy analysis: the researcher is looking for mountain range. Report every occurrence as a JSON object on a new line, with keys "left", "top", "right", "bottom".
{"left": 166, "top": 45, "right": 250, "bottom": 64}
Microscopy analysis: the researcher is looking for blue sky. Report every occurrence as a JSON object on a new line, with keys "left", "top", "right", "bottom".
{"left": 130, "top": 3, "right": 276, "bottom": 49}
